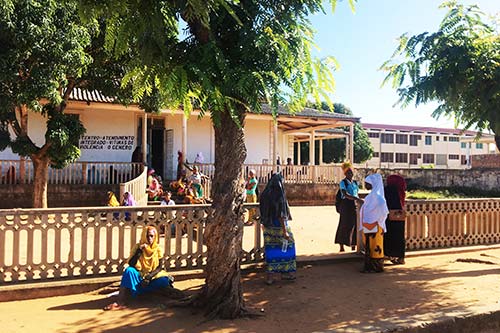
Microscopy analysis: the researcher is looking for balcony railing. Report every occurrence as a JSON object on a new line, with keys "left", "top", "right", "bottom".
{"left": 196, "top": 163, "right": 344, "bottom": 184}
{"left": 0, "top": 160, "right": 143, "bottom": 185}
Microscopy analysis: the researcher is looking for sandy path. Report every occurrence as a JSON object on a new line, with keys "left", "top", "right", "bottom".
{"left": 2, "top": 206, "right": 500, "bottom": 332}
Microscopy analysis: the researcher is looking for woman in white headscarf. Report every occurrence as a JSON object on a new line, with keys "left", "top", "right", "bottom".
{"left": 359, "top": 173, "right": 388, "bottom": 273}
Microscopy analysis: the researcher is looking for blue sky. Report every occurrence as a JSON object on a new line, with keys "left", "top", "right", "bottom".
{"left": 309, "top": 0, "right": 499, "bottom": 129}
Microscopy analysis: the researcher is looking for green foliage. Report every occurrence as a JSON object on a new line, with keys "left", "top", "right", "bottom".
{"left": 310, "top": 102, "right": 373, "bottom": 163}
{"left": 406, "top": 186, "right": 500, "bottom": 199}
{"left": 45, "top": 107, "right": 86, "bottom": 168}
{"left": 79, "top": 0, "right": 350, "bottom": 125}
{"left": 381, "top": 1, "right": 500, "bottom": 149}
{"left": 0, "top": 0, "right": 135, "bottom": 163}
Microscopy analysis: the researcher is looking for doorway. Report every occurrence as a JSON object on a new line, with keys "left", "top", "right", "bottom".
{"left": 151, "top": 129, "right": 164, "bottom": 179}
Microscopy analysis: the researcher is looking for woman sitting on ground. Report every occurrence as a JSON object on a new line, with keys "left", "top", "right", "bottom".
{"left": 147, "top": 177, "right": 163, "bottom": 201}
{"left": 104, "top": 225, "right": 175, "bottom": 310}
{"left": 107, "top": 191, "right": 120, "bottom": 207}
{"left": 121, "top": 192, "right": 136, "bottom": 221}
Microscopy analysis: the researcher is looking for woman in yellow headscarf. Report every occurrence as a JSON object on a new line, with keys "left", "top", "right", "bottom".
{"left": 104, "top": 225, "right": 172, "bottom": 310}
{"left": 107, "top": 191, "right": 120, "bottom": 207}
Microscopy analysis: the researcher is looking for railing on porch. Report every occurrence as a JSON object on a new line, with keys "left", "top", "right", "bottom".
{"left": 0, "top": 204, "right": 263, "bottom": 284}
{"left": 196, "top": 163, "right": 344, "bottom": 185}
{"left": 0, "top": 160, "right": 143, "bottom": 185}
{"left": 120, "top": 167, "right": 148, "bottom": 206}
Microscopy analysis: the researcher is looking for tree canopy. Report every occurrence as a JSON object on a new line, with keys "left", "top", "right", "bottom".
{"left": 0, "top": 0, "right": 136, "bottom": 207}
{"left": 381, "top": 1, "right": 500, "bottom": 149}
{"left": 76, "top": 0, "right": 355, "bottom": 318}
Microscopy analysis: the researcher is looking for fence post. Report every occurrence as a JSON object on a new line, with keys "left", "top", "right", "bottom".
{"left": 19, "top": 158, "right": 25, "bottom": 184}
{"left": 82, "top": 162, "right": 87, "bottom": 184}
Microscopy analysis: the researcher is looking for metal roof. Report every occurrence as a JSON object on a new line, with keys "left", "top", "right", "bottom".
{"left": 69, "top": 88, "right": 359, "bottom": 123}
{"left": 362, "top": 122, "right": 485, "bottom": 137}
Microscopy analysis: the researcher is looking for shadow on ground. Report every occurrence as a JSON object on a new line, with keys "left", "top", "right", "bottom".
{"left": 45, "top": 254, "right": 500, "bottom": 333}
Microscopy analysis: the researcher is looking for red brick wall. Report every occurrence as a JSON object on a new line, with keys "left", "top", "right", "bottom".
{"left": 471, "top": 154, "right": 500, "bottom": 169}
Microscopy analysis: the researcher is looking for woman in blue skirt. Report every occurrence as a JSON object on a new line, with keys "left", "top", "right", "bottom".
{"left": 104, "top": 225, "right": 174, "bottom": 310}
{"left": 259, "top": 173, "right": 296, "bottom": 285}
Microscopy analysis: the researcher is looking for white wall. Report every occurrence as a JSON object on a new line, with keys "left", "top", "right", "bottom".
{"left": 76, "top": 108, "right": 137, "bottom": 162}
{"left": 244, "top": 118, "right": 271, "bottom": 164}
{"left": 186, "top": 115, "right": 213, "bottom": 164}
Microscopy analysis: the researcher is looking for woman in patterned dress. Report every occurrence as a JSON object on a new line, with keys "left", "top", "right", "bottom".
{"left": 259, "top": 173, "right": 296, "bottom": 285}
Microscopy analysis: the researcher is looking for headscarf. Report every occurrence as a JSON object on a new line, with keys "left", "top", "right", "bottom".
{"left": 149, "top": 178, "right": 160, "bottom": 190}
{"left": 259, "top": 173, "right": 292, "bottom": 227}
{"left": 194, "top": 152, "right": 204, "bottom": 164}
{"left": 129, "top": 226, "right": 168, "bottom": 279}
{"left": 107, "top": 191, "right": 120, "bottom": 207}
{"left": 386, "top": 174, "right": 406, "bottom": 209}
{"left": 148, "top": 169, "right": 155, "bottom": 176}
{"left": 122, "top": 192, "right": 137, "bottom": 206}
{"left": 360, "top": 173, "right": 388, "bottom": 232}
{"left": 341, "top": 161, "right": 353, "bottom": 175}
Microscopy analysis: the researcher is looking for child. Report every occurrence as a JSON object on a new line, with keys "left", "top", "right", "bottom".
{"left": 161, "top": 192, "right": 175, "bottom": 206}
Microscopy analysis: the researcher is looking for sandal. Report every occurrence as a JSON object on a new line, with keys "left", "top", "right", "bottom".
{"left": 103, "top": 302, "right": 126, "bottom": 311}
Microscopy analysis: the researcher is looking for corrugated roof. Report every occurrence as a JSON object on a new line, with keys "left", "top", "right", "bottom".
{"left": 70, "top": 88, "right": 115, "bottom": 103}
{"left": 69, "top": 88, "right": 359, "bottom": 122}
{"left": 259, "top": 104, "right": 360, "bottom": 122}
{"left": 362, "top": 122, "right": 484, "bottom": 137}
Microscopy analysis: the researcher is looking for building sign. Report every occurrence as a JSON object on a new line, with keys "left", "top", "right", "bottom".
{"left": 79, "top": 135, "right": 135, "bottom": 150}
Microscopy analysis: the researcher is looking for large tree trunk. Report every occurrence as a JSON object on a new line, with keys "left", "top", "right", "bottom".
{"left": 31, "top": 154, "right": 50, "bottom": 208}
{"left": 495, "top": 134, "right": 500, "bottom": 152}
{"left": 198, "top": 108, "right": 247, "bottom": 319}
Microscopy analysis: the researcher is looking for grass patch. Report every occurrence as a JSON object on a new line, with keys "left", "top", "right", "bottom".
{"left": 406, "top": 186, "right": 500, "bottom": 199}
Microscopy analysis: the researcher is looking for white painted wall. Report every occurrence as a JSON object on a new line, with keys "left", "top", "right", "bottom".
{"left": 185, "top": 115, "right": 213, "bottom": 164}
{"left": 244, "top": 118, "right": 271, "bottom": 164}
{"left": 76, "top": 109, "right": 136, "bottom": 162}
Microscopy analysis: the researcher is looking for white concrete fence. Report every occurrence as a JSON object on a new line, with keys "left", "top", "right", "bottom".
{"left": 1, "top": 199, "right": 500, "bottom": 285}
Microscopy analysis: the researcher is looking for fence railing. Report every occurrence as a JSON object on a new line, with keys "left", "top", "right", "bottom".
{"left": 196, "top": 163, "right": 344, "bottom": 185}
{"left": 120, "top": 167, "right": 148, "bottom": 206}
{"left": 0, "top": 204, "right": 262, "bottom": 284}
{"left": 0, "top": 160, "right": 143, "bottom": 185}
{"left": 405, "top": 198, "right": 500, "bottom": 250}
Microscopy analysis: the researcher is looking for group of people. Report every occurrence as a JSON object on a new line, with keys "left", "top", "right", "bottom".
{"left": 103, "top": 163, "right": 407, "bottom": 310}
{"left": 169, "top": 165, "right": 209, "bottom": 204}
{"left": 335, "top": 162, "right": 407, "bottom": 273}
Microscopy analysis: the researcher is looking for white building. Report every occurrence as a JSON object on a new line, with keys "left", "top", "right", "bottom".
{"left": 361, "top": 123, "right": 496, "bottom": 169}
{"left": 0, "top": 89, "right": 358, "bottom": 180}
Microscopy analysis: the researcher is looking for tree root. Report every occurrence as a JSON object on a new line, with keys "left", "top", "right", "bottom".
{"left": 456, "top": 258, "right": 496, "bottom": 265}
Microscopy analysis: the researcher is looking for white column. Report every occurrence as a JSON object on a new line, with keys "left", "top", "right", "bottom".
{"left": 273, "top": 120, "right": 278, "bottom": 167}
{"left": 309, "top": 131, "right": 315, "bottom": 165}
{"left": 297, "top": 141, "right": 301, "bottom": 164}
{"left": 182, "top": 114, "right": 187, "bottom": 161}
{"left": 142, "top": 112, "right": 147, "bottom": 163}
{"left": 345, "top": 134, "right": 349, "bottom": 163}
{"left": 319, "top": 138, "right": 323, "bottom": 165}
{"left": 349, "top": 124, "right": 354, "bottom": 163}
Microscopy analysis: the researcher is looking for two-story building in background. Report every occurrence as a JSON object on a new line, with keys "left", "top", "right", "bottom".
{"left": 360, "top": 123, "right": 497, "bottom": 169}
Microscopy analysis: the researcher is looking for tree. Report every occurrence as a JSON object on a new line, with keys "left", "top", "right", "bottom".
{"left": 311, "top": 102, "right": 373, "bottom": 163}
{"left": 0, "top": 0, "right": 134, "bottom": 207}
{"left": 381, "top": 1, "right": 500, "bottom": 149}
{"left": 78, "top": 0, "right": 355, "bottom": 318}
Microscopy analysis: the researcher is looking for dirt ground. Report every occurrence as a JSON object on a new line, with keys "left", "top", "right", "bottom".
{"left": 2, "top": 206, "right": 500, "bottom": 333}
